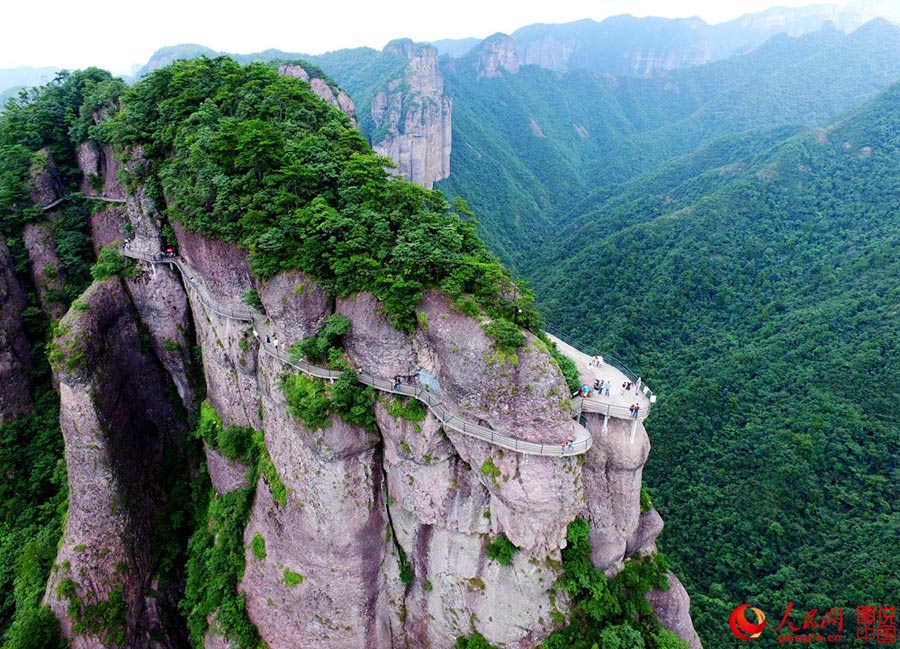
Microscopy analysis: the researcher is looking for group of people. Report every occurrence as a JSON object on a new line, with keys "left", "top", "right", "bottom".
{"left": 393, "top": 373, "right": 418, "bottom": 390}
{"left": 592, "top": 378, "right": 612, "bottom": 396}
{"left": 621, "top": 378, "right": 642, "bottom": 396}
{"left": 629, "top": 403, "right": 641, "bottom": 418}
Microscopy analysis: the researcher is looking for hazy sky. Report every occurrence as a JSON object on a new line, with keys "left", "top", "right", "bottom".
{"left": 3, "top": 0, "right": 848, "bottom": 75}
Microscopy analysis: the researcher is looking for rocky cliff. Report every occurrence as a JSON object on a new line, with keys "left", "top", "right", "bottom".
{"left": 21, "top": 69, "right": 702, "bottom": 649}
{"left": 370, "top": 40, "right": 452, "bottom": 189}
{"left": 44, "top": 276, "right": 190, "bottom": 648}
{"left": 277, "top": 64, "right": 358, "bottom": 127}
{"left": 473, "top": 34, "right": 521, "bottom": 79}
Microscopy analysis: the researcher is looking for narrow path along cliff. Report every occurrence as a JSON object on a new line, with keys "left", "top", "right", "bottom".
{"left": 120, "top": 247, "right": 654, "bottom": 457}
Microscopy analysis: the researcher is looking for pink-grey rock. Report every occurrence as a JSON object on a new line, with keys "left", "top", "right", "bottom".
{"left": 278, "top": 64, "right": 358, "bottom": 127}
{"left": 44, "top": 278, "right": 189, "bottom": 648}
{"left": 204, "top": 442, "right": 250, "bottom": 496}
{"left": 371, "top": 41, "right": 451, "bottom": 189}
{"left": 257, "top": 270, "right": 331, "bottom": 346}
{"left": 580, "top": 414, "right": 650, "bottom": 574}
{"left": 474, "top": 33, "right": 521, "bottom": 79}
{"left": 240, "top": 350, "right": 389, "bottom": 649}
{"left": 77, "top": 142, "right": 124, "bottom": 199}
{"left": 28, "top": 148, "right": 65, "bottom": 207}
{"left": 647, "top": 572, "right": 704, "bottom": 649}
{"left": 22, "top": 220, "right": 66, "bottom": 321}
{"left": 124, "top": 262, "right": 198, "bottom": 410}
{"left": 626, "top": 508, "right": 664, "bottom": 557}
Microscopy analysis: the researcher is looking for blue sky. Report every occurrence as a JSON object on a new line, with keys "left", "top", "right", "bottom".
{"left": 3, "top": 0, "right": 851, "bottom": 75}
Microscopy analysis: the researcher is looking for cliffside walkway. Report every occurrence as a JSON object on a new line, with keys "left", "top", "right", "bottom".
{"left": 119, "top": 248, "right": 644, "bottom": 457}
{"left": 42, "top": 194, "right": 127, "bottom": 211}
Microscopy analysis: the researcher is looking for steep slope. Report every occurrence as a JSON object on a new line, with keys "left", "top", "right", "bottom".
{"left": 0, "top": 58, "right": 701, "bottom": 649}
{"left": 535, "top": 79, "right": 900, "bottom": 648}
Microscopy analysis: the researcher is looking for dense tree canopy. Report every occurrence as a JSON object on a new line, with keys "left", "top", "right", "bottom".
{"left": 534, "top": 80, "right": 900, "bottom": 647}
{"left": 114, "top": 56, "right": 537, "bottom": 331}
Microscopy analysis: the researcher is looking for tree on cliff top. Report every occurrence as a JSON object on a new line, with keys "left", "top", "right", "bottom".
{"left": 111, "top": 56, "right": 539, "bottom": 332}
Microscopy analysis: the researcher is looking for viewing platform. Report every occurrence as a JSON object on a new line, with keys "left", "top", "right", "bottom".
{"left": 545, "top": 332, "right": 654, "bottom": 422}
{"left": 119, "top": 247, "right": 647, "bottom": 457}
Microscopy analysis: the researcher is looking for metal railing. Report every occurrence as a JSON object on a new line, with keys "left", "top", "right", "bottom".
{"left": 123, "top": 247, "right": 594, "bottom": 457}
{"left": 572, "top": 396, "right": 649, "bottom": 422}
{"left": 42, "top": 193, "right": 127, "bottom": 211}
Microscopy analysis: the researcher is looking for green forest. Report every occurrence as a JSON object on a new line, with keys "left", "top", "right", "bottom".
{"left": 530, "top": 72, "right": 900, "bottom": 648}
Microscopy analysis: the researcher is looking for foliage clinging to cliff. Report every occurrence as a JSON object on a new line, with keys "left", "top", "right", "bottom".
{"left": 544, "top": 518, "right": 688, "bottom": 649}
{"left": 112, "top": 56, "right": 537, "bottom": 331}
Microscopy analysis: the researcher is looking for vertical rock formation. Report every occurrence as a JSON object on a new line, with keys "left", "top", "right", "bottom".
{"left": 370, "top": 41, "right": 452, "bottom": 189}
{"left": 517, "top": 34, "right": 577, "bottom": 72}
{"left": 28, "top": 149, "right": 65, "bottom": 207}
{"left": 22, "top": 220, "right": 67, "bottom": 322}
{"left": 78, "top": 140, "right": 124, "bottom": 199}
{"left": 30, "top": 72, "right": 702, "bottom": 648}
{"left": 43, "top": 278, "right": 189, "bottom": 648}
{"left": 473, "top": 33, "right": 521, "bottom": 79}
{"left": 277, "top": 64, "right": 358, "bottom": 127}
{"left": 0, "top": 237, "right": 33, "bottom": 422}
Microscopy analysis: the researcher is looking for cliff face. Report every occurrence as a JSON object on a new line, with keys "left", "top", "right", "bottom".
{"left": 44, "top": 277, "right": 189, "bottom": 649}
{"left": 370, "top": 41, "right": 452, "bottom": 189}
{"left": 277, "top": 64, "right": 358, "bottom": 127}
{"left": 31, "top": 88, "right": 700, "bottom": 649}
{"left": 474, "top": 34, "right": 521, "bottom": 79}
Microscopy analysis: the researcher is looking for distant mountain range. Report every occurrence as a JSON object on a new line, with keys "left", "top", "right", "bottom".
{"left": 129, "top": 1, "right": 900, "bottom": 79}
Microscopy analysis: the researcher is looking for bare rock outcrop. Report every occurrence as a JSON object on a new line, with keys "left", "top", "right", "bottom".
{"left": 474, "top": 33, "right": 521, "bottom": 79}
{"left": 580, "top": 415, "right": 650, "bottom": 574}
{"left": 240, "top": 338, "right": 389, "bottom": 649}
{"left": 44, "top": 278, "right": 189, "bottom": 648}
{"left": 22, "top": 220, "right": 66, "bottom": 321}
{"left": 278, "top": 64, "right": 357, "bottom": 127}
{"left": 0, "top": 237, "right": 33, "bottom": 422}
{"left": 370, "top": 41, "right": 452, "bottom": 189}
{"left": 338, "top": 290, "right": 581, "bottom": 555}
{"left": 78, "top": 141, "right": 124, "bottom": 199}
{"left": 647, "top": 572, "right": 703, "bottom": 649}
{"left": 174, "top": 223, "right": 261, "bottom": 430}
{"left": 518, "top": 35, "right": 577, "bottom": 72}
{"left": 28, "top": 148, "right": 65, "bottom": 207}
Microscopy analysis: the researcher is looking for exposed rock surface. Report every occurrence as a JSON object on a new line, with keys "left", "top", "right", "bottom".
{"left": 241, "top": 347, "right": 388, "bottom": 649}
{"left": 44, "top": 278, "right": 188, "bottom": 649}
{"left": 278, "top": 64, "right": 358, "bottom": 127}
{"left": 647, "top": 572, "right": 704, "bottom": 649}
{"left": 370, "top": 41, "right": 451, "bottom": 189}
{"left": 474, "top": 33, "right": 521, "bottom": 79}
{"left": 78, "top": 141, "right": 124, "bottom": 198}
{"left": 0, "top": 237, "right": 33, "bottom": 421}
{"left": 517, "top": 34, "right": 577, "bottom": 72}
{"left": 22, "top": 220, "right": 66, "bottom": 321}
{"left": 28, "top": 148, "right": 65, "bottom": 206}
{"left": 580, "top": 415, "right": 650, "bottom": 574}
